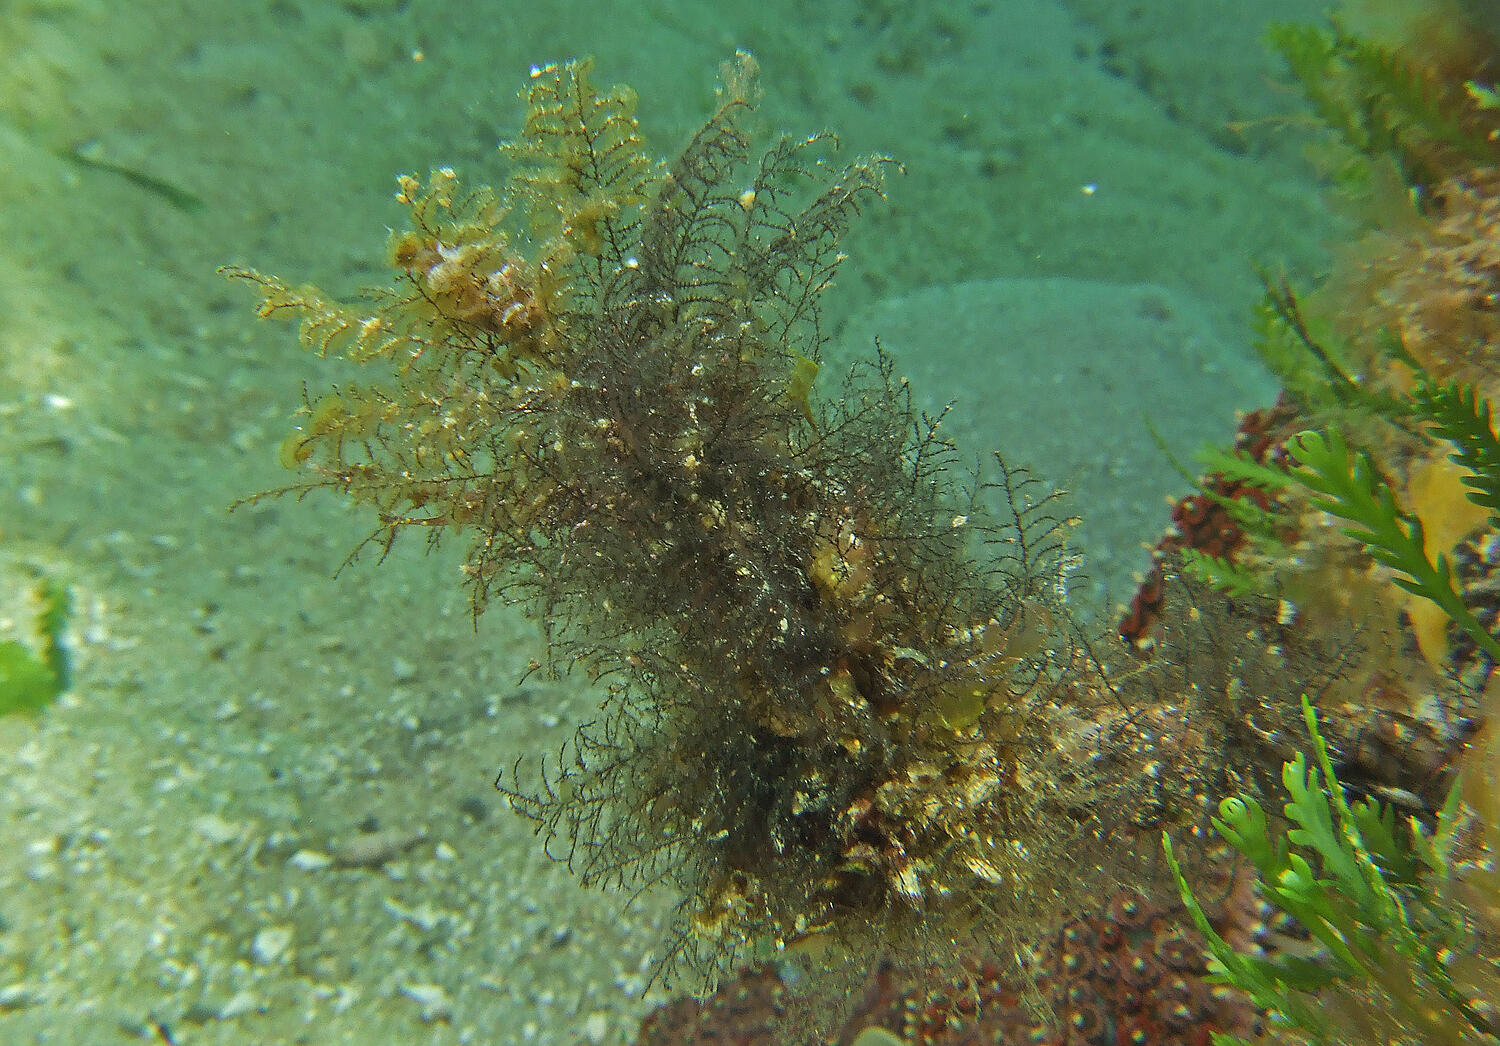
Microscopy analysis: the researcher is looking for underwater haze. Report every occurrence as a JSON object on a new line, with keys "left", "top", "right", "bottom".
{"left": 0, "top": 1, "right": 1331, "bottom": 1043}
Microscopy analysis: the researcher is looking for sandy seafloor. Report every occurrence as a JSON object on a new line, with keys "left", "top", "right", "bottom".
{"left": 0, "top": 1, "right": 1339, "bottom": 1043}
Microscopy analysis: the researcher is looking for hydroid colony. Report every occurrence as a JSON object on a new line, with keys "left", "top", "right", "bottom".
{"left": 225, "top": 54, "right": 1187, "bottom": 984}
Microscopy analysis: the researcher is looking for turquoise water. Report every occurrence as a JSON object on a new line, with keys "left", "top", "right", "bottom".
{"left": 0, "top": 1, "right": 1332, "bottom": 1042}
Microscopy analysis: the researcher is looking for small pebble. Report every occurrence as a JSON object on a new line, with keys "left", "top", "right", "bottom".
{"left": 0, "top": 983, "right": 37, "bottom": 1011}
{"left": 392, "top": 656, "right": 417, "bottom": 682}
{"left": 192, "top": 814, "right": 242, "bottom": 845}
{"left": 250, "top": 925, "right": 293, "bottom": 964}
{"left": 332, "top": 827, "right": 427, "bottom": 869}
{"left": 398, "top": 982, "right": 453, "bottom": 1023}
{"left": 582, "top": 1012, "right": 610, "bottom": 1044}
{"left": 382, "top": 897, "right": 447, "bottom": 932}
{"left": 288, "top": 849, "right": 334, "bottom": 872}
{"left": 217, "top": 990, "right": 260, "bottom": 1019}
{"left": 853, "top": 1030, "right": 908, "bottom": 1046}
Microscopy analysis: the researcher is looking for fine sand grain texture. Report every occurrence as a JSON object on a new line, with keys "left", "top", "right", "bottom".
{"left": 838, "top": 277, "right": 1277, "bottom": 616}
{"left": 0, "top": 1, "right": 1329, "bottom": 1042}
